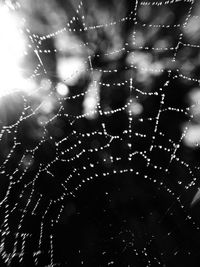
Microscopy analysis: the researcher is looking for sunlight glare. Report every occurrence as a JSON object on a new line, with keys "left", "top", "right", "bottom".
{"left": 0, "top": 5, "right": 26, "bottom": 97}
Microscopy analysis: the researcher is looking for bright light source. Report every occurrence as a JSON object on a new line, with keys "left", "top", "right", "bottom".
{"left": 57, "top": 57, "right": 86, "bottom": 86}
{"left": 56, "top": 82, "right": 69, "bottom": 96}
{"left": 83, "top": 82, "right": 99, "bottom": 120}
{"left": 40, "top": 99, "right": 54, "bottom": 114}
{"left": 128, "top": 98, "right": 143, "bottom": 115}
{"left": 184, "top": 125, "right": 200, "bottom": 147}
{"left": 0, "top": 5, "right": 26, "bottom": 97}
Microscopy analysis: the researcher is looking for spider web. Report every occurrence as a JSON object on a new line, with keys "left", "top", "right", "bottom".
{"left": 0, "top": 0, "right": 200, "bottom": 266}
